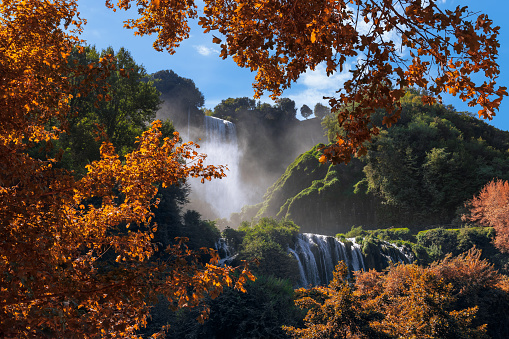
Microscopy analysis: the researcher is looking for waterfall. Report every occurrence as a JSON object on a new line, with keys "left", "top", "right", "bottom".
{"left": 215, "top": 238, "right": 237, "bottom": 266}
{"left": 288, "top": 233, "right": 412, "bottom": 288}
{"left": 189, "top": 116, "right": 248, "bottom": 219}
{"left": 289, "top": 234, "right": 366, "bottom": 287}
{"left": 214, "top": 232, "right": 414, "bottom": 288}
{"left": 204, "top": 115, "right": 237, "bottom": 145}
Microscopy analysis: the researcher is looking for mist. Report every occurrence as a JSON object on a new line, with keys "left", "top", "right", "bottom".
{"left": 156, "top": 102, "right": 326, "bottom": 222}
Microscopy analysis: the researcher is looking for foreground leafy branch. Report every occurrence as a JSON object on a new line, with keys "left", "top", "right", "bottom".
{"left": 108, "top": 0, "right": 506, "bottom": 163}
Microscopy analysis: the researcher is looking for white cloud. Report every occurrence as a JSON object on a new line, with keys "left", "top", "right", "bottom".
{"left": 288, "top": 63, "right": 352, "bottom": 109}
{"left": 347, "top": 3, "right": 406, "bottom": 57}
{"left": 194, "top": 45, "right": 219, "bottom": 56}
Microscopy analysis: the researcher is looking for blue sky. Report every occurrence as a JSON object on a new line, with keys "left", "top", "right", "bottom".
{"left": 78, "top": 0, "right": 509, "bottom": 131}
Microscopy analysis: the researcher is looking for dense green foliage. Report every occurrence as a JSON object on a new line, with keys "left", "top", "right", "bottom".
{"left": 226, "top": 218, "right": 301, "bottom": 282}
{"left": 42, "top": 46, "right": 164, "bottom": 175}
{"left": 363, "top": 92, "right": 509, "bottom": 225}
{"left": 152, "top": 276, "right": 304, "bottom": 339}
{"left": 243, "top": 91, "right": 509, "bottom": 234}
{"left": 151, "top": 69, "right": 206, "bottom": 132}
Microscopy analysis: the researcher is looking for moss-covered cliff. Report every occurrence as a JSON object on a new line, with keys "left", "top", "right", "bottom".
{"left": 251, "top": 146, "right": 379, "bottom": 234}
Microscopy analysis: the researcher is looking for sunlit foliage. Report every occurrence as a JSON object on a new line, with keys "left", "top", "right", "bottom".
{"left": 465, "top": 180, "right": 509, "bottom": 253}
{"left": 286, "top": 248, "right": 509, "bottom": 338}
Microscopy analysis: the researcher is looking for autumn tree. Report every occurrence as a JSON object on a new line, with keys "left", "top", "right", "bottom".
{"left": 0, "top": 1, "right": 252, "bottom": 337}
{"left": 107, "top": 0, "right": 506, "bottom": 164}
{"left": 283, "top": 263, "right": 375, "bottom": 339}
{"left": 465, "top": 180, "right": 509, "bottom": 253}
{"left": 430, "top": 248, "right": 509, "bottom": 338}
{"left": 300, "top": 104, "right": 313, "bottom": 120}
{"left": 286, "top": 251, "right": 502, "bottom": 339}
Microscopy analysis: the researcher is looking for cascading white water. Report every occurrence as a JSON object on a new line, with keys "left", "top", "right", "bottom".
{"left": 288, "top": 233, "right": 415, "bottom": 287}
{"left": 189, "top": 116, "right": 248, "bottom": 219}
{"left": 289, "top": 233, "right": 367, "bottom": 287}
{"left": 349, "top": 238, "right": 366, "bottom": 272}
{"left": 215, "top": 232, "right": 414, "bottom": 288}
{"left": 215, "top": 238, "right": 237, "bottom": 266}
{"left": 291, "top": 234, "right": 322, "bottom": 286}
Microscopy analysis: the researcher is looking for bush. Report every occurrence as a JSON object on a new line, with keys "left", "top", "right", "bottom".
{"left": 457, "top": 227, "right": 495, "bottom": 253}
{"left": 372, "top": 227, "right": 415, "bottom": 242}
{"left": 237, "top": 218, "right": 300, "bottom": 282}
{"left": 416, "top": 228, "right": 459, "bottom": 261}
{"left": 345, "top": 225, "right": 367, "bottom": 238}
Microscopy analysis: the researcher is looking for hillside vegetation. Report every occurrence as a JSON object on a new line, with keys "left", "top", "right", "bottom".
{"left": 240, "top": 90, "right": 509, "bottom": 234}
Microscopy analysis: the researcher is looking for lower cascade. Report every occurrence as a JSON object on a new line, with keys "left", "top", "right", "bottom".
{"left": 215, "top": 238, "right": 237, "bottom": 266}
{"left": 217, "top": 232, "right": 414, "bottom": 288}
{"left": 289, "top": 233, "right": 413, "bottom": 287}
{"left": 289, "top": 233, "right": 366, "bottom": 287}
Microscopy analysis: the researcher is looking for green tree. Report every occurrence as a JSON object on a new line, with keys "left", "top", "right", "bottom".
{"left": 151, "top": 69, "right": 205, "bottom": 130}
{"left": 275, "top": 98, "right": 298, "bottom": 122}
{"left": 212, "top": 97, "right": 256, "bottom": 123}
{"left": 236, "top": 218, "right": 300, "bottom": 282}
{"left": 152, "top": 69, "right": 204, "bottom": 109}
{"left": 362, "top": 92, "right": 509, "bottom": 225}
{"left": 314, "top": 103, "right": 330, "bottom": 120}
{"left": 300, "top": 104, "right": 313, "bottom": 119}
{"left": 61, "top": 46, "right": 161, "bottom": 174}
